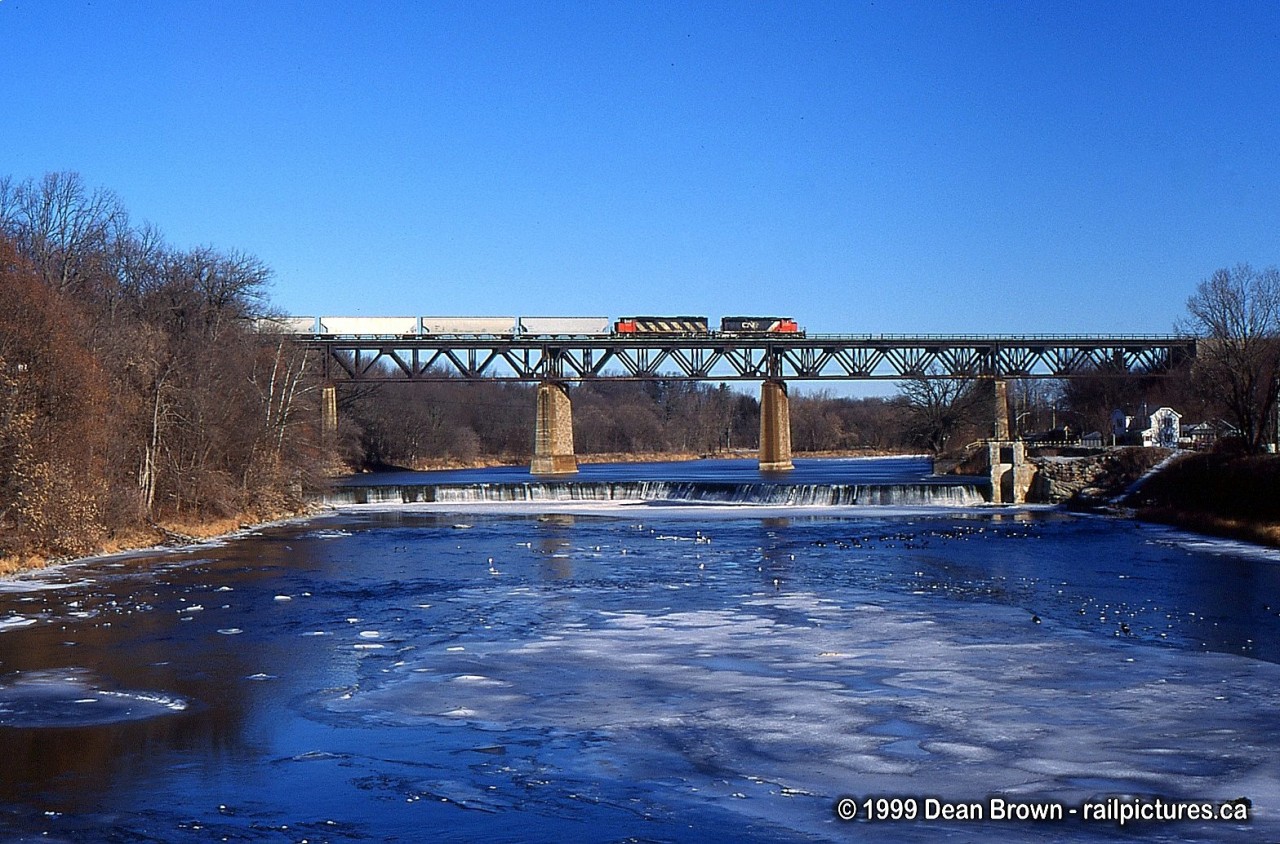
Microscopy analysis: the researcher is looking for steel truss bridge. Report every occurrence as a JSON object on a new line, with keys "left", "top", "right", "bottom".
{"left": 298, "top": 333, "right": 1197, "bottom": 383}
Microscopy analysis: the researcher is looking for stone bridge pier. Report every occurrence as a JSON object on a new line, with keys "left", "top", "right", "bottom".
{"left": 531, "top": 381, "right": 578, "bottom": 475}
{"left": 529, "top": 380, "right": 796, "bottom": 475}
{"left": 321, "top": 383, "right": 338, "bottom": 442}
{"left": 987, "top": 379, "right": 1032, "bottom": 503}
{"left": 758, "top": 379, "right": 793, "bottom": 472}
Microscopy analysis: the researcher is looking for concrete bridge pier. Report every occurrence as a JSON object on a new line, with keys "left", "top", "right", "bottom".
{"left": 531, "top": 381, "right": 578, "bottom": 475}
{"left": 321, "top": 383, "right": 338, "bottom": 441}
{"left": 758, "top": 379, "right": 794, "bottom": 472}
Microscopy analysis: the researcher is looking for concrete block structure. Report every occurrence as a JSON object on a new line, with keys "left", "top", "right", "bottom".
{"left": 988, "top": 440, "right": 1034, "bottom": 504}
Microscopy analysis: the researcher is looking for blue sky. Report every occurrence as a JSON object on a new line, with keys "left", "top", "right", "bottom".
{"left": 3, "top": 1, "right": 1278, "bottom": 336}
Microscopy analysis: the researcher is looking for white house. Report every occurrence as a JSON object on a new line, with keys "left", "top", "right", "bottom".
{"left": 1141, "top": 407, "right": 1181, "bottom": 448}
{"left": 1110, "top": 407, "right": 1182, "bottom": 448}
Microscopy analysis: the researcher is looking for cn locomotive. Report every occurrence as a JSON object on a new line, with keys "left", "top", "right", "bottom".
{"left": 613, "top": 316, "right": 801, "bottom": 335}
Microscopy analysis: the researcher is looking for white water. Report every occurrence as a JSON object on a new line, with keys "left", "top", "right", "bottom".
{"left": 330, "top": 479, "right": 988, "bottom": 507}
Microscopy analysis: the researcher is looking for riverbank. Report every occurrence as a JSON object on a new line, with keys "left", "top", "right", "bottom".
{"left": 1123, "top": 451, "right": 1280, "bottom": 548}
{"left": 0, "top": 505, "right": 324, "bottom": 578}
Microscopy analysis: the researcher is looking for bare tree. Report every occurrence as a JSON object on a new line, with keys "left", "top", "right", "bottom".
{"left": 792, "top": 389, "right": 847, "bottom": 451}
{"left": 0, "top": 176, "right": 18, "bottom": 232}
{"left": 1182, "top": 264, "right": 1280, "bottom": 452}
{"left": 12, "top": 172, "right": 125, "bottom": 294}
{"left": 897, "top": 372, "right": 988, "bottom": 454}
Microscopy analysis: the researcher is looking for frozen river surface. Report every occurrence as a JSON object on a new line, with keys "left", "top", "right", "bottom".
{"left": 1, "top": 460, "right": 1279, "bottom": 842}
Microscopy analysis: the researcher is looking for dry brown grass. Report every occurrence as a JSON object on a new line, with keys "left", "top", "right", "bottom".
{"left": 0, "top": 553, "right": 46, "bottom": 577}
{"left": 1131, "top": 452, "right": 1280, "bottom": 548}
{"left": 155, "top": 516, "right": 248, "bottom": 540}
{"left": 96, "top": 526, "right": 167, "bottom": 555}
{"left": 577, "top": 451, "right": 702, "bottom": 464}
{"left": 1138, "top": 507, "right": 1280, "bottom": 549}
{"left": 406, "top": 455, "right": 526, "bottom": 471}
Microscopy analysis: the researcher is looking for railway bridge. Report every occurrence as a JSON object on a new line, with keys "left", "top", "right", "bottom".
{"left": 259, "top": 317, "right": 1195, "bottom": 503}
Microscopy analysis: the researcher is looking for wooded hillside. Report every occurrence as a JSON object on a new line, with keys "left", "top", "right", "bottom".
{"left": 0, "top": 173, "right": 323, "bottom": 562}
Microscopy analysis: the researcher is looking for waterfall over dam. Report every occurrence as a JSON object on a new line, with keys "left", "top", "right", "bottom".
{"left": 328, "top": 479, "right": 989, "bottom": 507}
{"left": 326, "top": 457, "right": 992, "bottom": 507}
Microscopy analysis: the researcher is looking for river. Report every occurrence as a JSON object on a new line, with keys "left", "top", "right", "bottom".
{"left": 1, "top": 457, "right": 1278, "bottom": 842}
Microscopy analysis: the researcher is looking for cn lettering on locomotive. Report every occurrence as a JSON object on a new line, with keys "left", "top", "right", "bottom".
{"left": 719, "top": 316, "right": 800, "bottom": 334}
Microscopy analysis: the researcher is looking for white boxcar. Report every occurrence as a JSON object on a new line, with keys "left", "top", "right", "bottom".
{"left": 317, "top": 317, "right": 420, "bottom": 337}
{"left": 518, "top": 317, "right": 612, "bottom": 336}
{"left": 254, "top": 316, "right": 320, "bottom": 334}
{"left": 419, "top": 317, "right": 517, "bottom": 335}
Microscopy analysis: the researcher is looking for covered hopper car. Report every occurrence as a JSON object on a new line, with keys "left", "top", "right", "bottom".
{"left": 419, "top": 317, "right": 517, "bottom": 336}
{"left": 316, "top": 317, "right": 420, "bottom": 337}
{"left": 518, "top": 317, "right": 612, "bottom": 336}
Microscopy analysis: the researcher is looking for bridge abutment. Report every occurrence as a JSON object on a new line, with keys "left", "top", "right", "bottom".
{"left": 531, "top": 381, "right": 578, "bottom": 475}
{"left": 758, "top": 379, "right": 794, "bottom": 472}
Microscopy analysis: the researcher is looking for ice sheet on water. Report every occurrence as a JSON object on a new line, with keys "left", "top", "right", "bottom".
{"left": 0, "top": 571, "right": 96, "bottom": 594}
{"left": 0, "top": 615, "right": 38, "bottom": 632}
{"left": 0, "top": 668, "right": 188, "bottom": 727}
{"left": 1155, "top": 532, "right": 1280, "bottom": 562}
{"left": 300, "top": 528, "right": 354, "bottom": 540}
{"left": 325, "top": 588, "right": 1280, "bottom": 828}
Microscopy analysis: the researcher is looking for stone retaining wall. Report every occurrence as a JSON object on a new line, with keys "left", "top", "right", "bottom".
{"left": 1028, "top": 448, "right": 1171, "bottom": 504}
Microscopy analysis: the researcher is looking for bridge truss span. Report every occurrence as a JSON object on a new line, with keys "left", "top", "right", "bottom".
{"left": 302, "top": 333, "right": 1196, "bottom": 383}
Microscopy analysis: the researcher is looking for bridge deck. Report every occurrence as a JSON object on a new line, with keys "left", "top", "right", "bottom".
{"left": 278, "top": 332, "right": 1196, "bottom": 383}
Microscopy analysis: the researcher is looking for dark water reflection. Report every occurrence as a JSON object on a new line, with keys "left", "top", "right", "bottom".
{"left": 1, "top": 470, "right": 1279, "bottom": 842}
{"left": 338, "top": 454, "right": 952, "bottom": 485}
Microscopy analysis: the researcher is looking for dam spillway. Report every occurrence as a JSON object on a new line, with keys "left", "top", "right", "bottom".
{"left": 326, "top": 456, "right": 990, "bottom": 508}
{"left": 328, "top": 479, "right": 989, "bottom": 507}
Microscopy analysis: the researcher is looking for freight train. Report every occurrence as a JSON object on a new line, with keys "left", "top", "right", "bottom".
{"left": 258, "top": 316, "right": 803, "bottom": 338}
